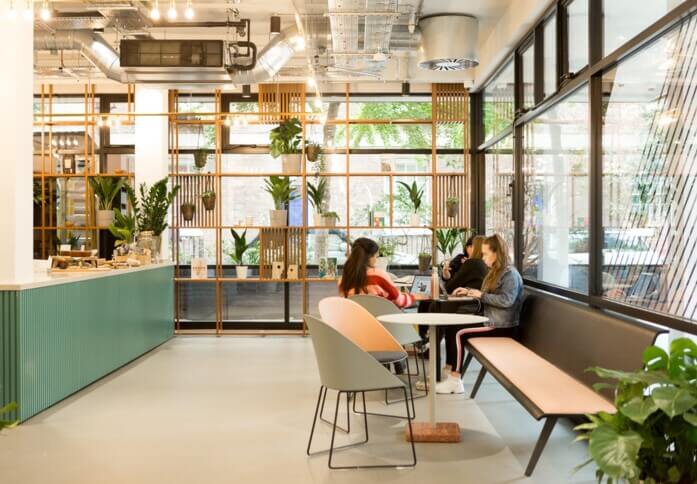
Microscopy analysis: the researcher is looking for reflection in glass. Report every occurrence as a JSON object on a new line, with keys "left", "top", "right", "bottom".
{"left": 522, "top": 42, "right": 536, "bottom": 109}
{"left": 543, "top": 15, "right": 557, "bottom": 98}
{"left": 483, "top": 59, "right": 515, "bottom": 141}
{"left": 602, "top": 14, "right": 697, "bottom": 322}
{"left": 523, "top": 85, "right": 590, "bottom": 292}
{"left": 567, "top": 0, "right": 589, "bottom": 73}
{"left": 485, "top": 136, "right": 515, "bottom": 261}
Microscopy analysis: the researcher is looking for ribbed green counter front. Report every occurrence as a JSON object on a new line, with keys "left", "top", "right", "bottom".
{"left": 0, "top": 265, "right": 173, "bottom": 422}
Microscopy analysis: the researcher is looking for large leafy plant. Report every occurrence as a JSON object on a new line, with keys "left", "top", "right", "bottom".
{"left": 436, "top": 228, "right": 460, "bottom": 258}
{"left": 136, "top": 178, "right": 180, "bottom": 235}
{"left": 229, "top": 229, "right": 257, "bottom": 265}
{"left": 269, "top": 117, "right": 302, "bottom": 158}
{"left": 576, "top": 337, "right": 697, "bottom": 484}
{"left": 307, "top": 178, "right": 328, "bottom": 214}
{"left": 264, "top": 176, "right": 298, "bottom": 210}
{"left": 397, "top": 180, "right": 424, "bottom": 213}
{"left": 108, "top": 185, "right": 138, "bottom": 246}
{"left": 89, "top": 176, "right": 126, "bottom": 210}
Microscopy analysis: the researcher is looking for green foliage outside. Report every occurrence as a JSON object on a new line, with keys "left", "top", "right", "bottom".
{"left": 576, "top": 338, "right": 697, "bottom": 483}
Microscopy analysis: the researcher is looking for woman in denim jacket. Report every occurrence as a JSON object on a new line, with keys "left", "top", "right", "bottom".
{"left": 436, "top": 234, "right": 524, "bottom": 394}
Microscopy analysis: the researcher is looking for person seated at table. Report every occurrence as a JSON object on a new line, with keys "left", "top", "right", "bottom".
{"left": 435, "top": 234, "right": 523, "bottom": 394}
{"left": 443, "top": 235, "right": 488, "bottom": 294}
{"left": 338, "top": 237, "right": 426, "bottom": 308}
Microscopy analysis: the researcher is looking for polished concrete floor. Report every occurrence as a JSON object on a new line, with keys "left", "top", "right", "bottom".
{"left": 0, "top": 337, "right": 597, "bottom": 484}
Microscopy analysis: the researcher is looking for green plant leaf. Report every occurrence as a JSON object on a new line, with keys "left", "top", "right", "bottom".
{"left": 643, "top": 346, "right": 669, "bottom": 371}
{"left": 670, "top": 337, "right": 697, "bottom": 358}
{"left": 667, "top": 466, "right": 682, "bottom": 483}
{"left": 683, "top": 411, "right": 697, "bottom": 426}
{"left": 651, "top": 386, "right": 697, "bottom": 418}
{"left": 588, "top": 425, "right": 642, "bottom": 480}
{"left": 620, "top": 396, "right": 658, "bottom": 424}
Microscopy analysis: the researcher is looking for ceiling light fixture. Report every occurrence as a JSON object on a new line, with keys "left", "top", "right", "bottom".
{"left": 270, "top": 15, "right": 281, "bottom": 35}
{"left": 23, "top": 0, "right": 32, "bottom": 20}
{"left": 39, "top": 0, "right": 49, "bottom": 20}
{"left": 167, "top": 0, "right": 176, "bottom": 20}
{"left": 184, "top": 0, "right": 193, "bottom": 19}
{"left": 242, "top": 84, "right": 251, "bottom": 98}
{"left": 150, "top": 0, "right": 160, "bottom": 21}
{"left": 401, "top": 81, "right": 410, "bottom": 97}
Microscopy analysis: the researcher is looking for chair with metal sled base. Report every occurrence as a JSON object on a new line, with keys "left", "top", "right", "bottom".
{"left": 305, "top": 315, "right": 417, "bottom": 470}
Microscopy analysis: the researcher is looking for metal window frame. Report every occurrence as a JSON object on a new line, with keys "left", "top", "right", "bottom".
{"left": 472, "top": 0, "right": 697, "bottom": 336}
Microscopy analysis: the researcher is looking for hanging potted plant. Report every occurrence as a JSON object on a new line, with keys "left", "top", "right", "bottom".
{"left": 306, "top": 142, "right": 321, "bottom": 162}
{"left": 575, "top": 337, "right": 697, "bottom": 484}
{"left": 201, "top": 189, "right": 216, "bottom": 211}
{"left": 264, "top": 175, "right": 299, "bottom": 227}
{"left": 446, "top": 196, "right": 459, "bottom": 218}
{"left": 307, "top": 177, "right": 328, "bottom": 226}
{"left": 397, "top": 180, "right": 424, "bottom": 226}
{"left": 181, "top": 201, "right": 196, "bottom": 221}
{"left": 269, "top": 117, "right": 303, "bottom": 174}
{"left": 418, "top": 252, "right": 432, "bottom": 273}
{"left": 193, "top": 149, "right": 208, "bottom": 170}
{"left": 321, "top": 211, "right": 340, "bottom": 228}
{"left": 89, "top": 176, "right": 126, "bottom": 227}
{"left": 229, "top": 228, "right": 256, "bottom": 279}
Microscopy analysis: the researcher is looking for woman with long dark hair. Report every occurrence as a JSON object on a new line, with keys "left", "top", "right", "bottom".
{"left": 338, "top": 237, "right": 422, "bottom": 308}
{"left": 435, "top": 234, "right": 523, "bottom": 394}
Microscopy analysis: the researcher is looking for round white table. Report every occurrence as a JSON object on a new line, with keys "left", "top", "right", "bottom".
{"left": 377, "top": 312, "right": 489, "bottom": 443}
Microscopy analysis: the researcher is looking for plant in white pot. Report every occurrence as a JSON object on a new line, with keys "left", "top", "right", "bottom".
{"left": 322, "top": 211, "right": 340, "bottom": 227}
{"left": 376, "top": 238, "right": 396, "bottom": 272}
{"left": 89, "top": 176, "right": 126, "bottom": 227}
{"left": 397, "top": 180, "right": 424, "bottom": 226}
{"left": 229, "top": 228, "right": 256, "bottom": 279}
{"left": 307, "top": 177, "right": 328, "bottom": 226}
{"left": 264, "top": 176, "right": 298, "bottom": 227}
{"left": 269, "top": 117, "right": 303, "bottom": 174}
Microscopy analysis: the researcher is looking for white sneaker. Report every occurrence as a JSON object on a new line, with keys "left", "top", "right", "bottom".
{"left": 415, "top": 379, "right": 428, "bottom": 391}
{"left": 414, "top": 367, "right": 450, "bottom": 391}
{"left": 435, "top": 375, "right": 465, "bottom": 394}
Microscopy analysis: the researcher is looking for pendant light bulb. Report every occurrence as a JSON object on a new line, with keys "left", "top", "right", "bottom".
{"left": 23, "top": 0, "right": 32, "bottom": 20}
{"left": 167, "top": 0, "right": 177, "bottom": 20}
{"left": 184, "top": 2, "right": 194, "bottom": 20}
{"left": 150, "top": 0, "right": 160, "bottom": 20}
{"left": 39, "top": 0, "right": 49, "bottom": 21}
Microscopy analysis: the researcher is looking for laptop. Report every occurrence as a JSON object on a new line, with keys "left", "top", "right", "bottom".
{"left": 408, "top": 274, "right": 474, "bottom": 302}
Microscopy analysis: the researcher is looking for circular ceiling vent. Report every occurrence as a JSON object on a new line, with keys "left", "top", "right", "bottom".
{"left": 418, "top": 14, "right": 479, "bottom": 71}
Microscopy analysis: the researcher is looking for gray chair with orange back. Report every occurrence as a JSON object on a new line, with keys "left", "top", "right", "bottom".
{"left": 305, "top": 315, "right": 417, "bottom": 469}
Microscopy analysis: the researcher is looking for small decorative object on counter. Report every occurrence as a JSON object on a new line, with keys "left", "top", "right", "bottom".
{"left": 272, "top": 261, "right": 285, "bottom": 280}
{"left": 287, "top": 264, "right": 298, "bottom": 280}
{"left": 201, "top": 190, "right": 216, "bottom": 211}
{"left": 418, "top": 253, "right": 432, "bottom": 273}
{"left": 446, "top": 196, "right": 459, "bottom": 218}
{"left": 191, "top": 257, "right": 208, "bottom": 279}
{"left": 136, "top": 230, "right": 155, "bottom": 264}
{"left": 181, "top": 201, "right": 196, "bottom": 221}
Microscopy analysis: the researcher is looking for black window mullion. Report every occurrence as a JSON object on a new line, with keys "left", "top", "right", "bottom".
{"left": 589, "top": 0, "right": 603, "bottom": 65}
{"left": 534, "top": 24, "right": 545, "bottom": 105}
{"left": 559, "top": 0, "right": 570, "bottom": 84}
{"left": 588, "top": 73, "right": 603, "bottom": 301}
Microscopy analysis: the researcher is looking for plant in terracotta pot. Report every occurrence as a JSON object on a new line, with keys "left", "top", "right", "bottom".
{"left": 201, "top": 189, "right": 216, "bottom": 211}
{"left": 446, "top": 196, "right": 459, "bottom": 218}
{"left": 321, "top": 211, "right": 340, "bottom": 227}
{"left": 181, "top": 201, "right": 196, "bottom": 221}
{"left": 307, "top": 177, "right": 328, "bottom": 225}
{"left": 193, "top": 149, "right": 209, "bottom": 170}
{"left": 397, "top": 180, "right": 424, "bottom": 226}
{"left": 89, "top": 176, "right": 126, "bottom": 227}
{"left": 575, "top": 337, "right": 697, "bottom": 484}
{"left": 269, "top": 117, "right": 302, "bottom": 174}
{"left": 305, "top": 142, "right": 321, "bottom": 162}
{"left": 264, "top": 175, "right": 298, "bottom": 227}
{"left": 229, "top": 228, "right": 256, "bottom": 279}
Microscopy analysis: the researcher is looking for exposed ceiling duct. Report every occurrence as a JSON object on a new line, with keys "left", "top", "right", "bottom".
{"left": 418, "top": 14, "right": 479, "bottom": 71}
{"left": 33, "top": 26, "right": 303, "bottom": 84}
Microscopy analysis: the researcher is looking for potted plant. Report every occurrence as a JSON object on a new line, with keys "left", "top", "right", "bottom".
{"left": 306, "top": 142, "right": 321, "bottom": 162}
{"left": 89, "top": 176, "right": 126, "bottom": 227}
{"left": 436, "top": 228, "right": 459, "bottom": 261}
{"left": 397, "top": 180, "right": 424, "bottom": 226}
{"left": 575, "top": 337, "right": 697, "bottom": 484}
{"left": 418, "top": 252, "right": 432, "bottom": 273}
{"left": 264, "top": 176, "right": 298, "bottom": 227}
{"left": 201, "top": 189, "right": 216, "bottom": 211}
{"left": 181, "top": 201, "right": 195, "bottom": 221}
{"left": 308, "top": 178, "right": 328, "bottom": 225}
{"left": 229, "top": 228, "right": 256, "bottom": 279}
{"left": 446, "top": 196, "right": 459, "bottom": 218}
{"left": 193, "top": 149, "right": 208, "bottom": 170}
{"left": 108, "top": 208, "right": 136, "bottom": 251}
{"left": 135, "top": 178, "right": 180, "bottom": 261}
{"left": 269, "top": 117, "right": 302, "bottom": 174}
{"left": 376, "top": 238, "right": 396, "bottom": 272}
{"left": 321, "top": 211, "right": 340, "bottom": 227}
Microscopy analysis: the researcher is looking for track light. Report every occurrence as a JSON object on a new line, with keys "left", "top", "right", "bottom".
{"left": 401, "top": 81, "right": 410, "bottom": 97}
{"left": 242, "top": 84, "right": 251, "bottom": 98}
{"left": 270, "top": 15, "right": 281, "bottom": 35}
{"left": 150, "top": 0, "right": 160, "bottom": 20}
{"left": 39, "top": 0, "right": 49, "bottom": 20}
{"left": 184, "top": 0, "right": 193, "bottom": 19}
{"left": 167, "top": 0, "right": 176, "bottom": 20}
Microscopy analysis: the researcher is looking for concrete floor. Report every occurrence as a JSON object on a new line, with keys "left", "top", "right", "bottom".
{"left": 0, "top": 337, "right": 597, "bottom": 484}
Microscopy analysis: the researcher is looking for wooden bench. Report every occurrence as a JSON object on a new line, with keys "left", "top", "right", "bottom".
{"left": 465, "top": 287, "right": 666, "bottom": 476}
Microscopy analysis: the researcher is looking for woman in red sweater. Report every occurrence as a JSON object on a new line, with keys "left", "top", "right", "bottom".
{"left": 338, "top": 237, "right": 423, "bottom": 308}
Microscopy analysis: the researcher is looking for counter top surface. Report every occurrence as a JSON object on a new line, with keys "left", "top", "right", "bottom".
{"left": 0, "top": 262, "right": 175, "bottom": 291}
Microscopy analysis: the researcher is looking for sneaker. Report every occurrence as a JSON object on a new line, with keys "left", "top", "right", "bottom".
{"left": 435, "top": 375, "right": 465, "bottom": 394}
{"left": 415, "top": 379, "right": 428, "bottom": 391}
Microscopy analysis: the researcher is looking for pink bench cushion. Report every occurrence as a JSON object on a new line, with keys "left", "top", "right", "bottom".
{"left": 468, "top": 337, "right": 616, "bottom": 416}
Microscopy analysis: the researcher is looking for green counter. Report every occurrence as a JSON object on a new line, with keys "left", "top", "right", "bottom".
{"left": 0, "top": 264, "right": 173, "bottom": 422}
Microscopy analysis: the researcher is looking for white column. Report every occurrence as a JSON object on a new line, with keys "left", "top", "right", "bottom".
{"left": 0, "top": 15, "right": 32, "bottom": 282}
{"left": 134, "top": 86, "right": 171, "bottom": 260}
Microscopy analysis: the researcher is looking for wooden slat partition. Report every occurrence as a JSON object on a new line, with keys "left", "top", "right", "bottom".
{"left": 258, "top": 83, "right": 306, "bottom": 122}
{"left": 174, "top": 174, "right": 217, "bottom": 228}
{"left": 435, "top": 175, "right": 470, "bottom": 228}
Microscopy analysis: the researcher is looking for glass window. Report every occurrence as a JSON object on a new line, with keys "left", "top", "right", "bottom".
{"left": 567, "top": 0, "right": 589, "bottom": 73}
{"left": 522, "top": 85, "right": 590, "bottom": 292}
{"left": 108, "top": 102, "right": 134, "bottom": 146}
{"left": 602, "top": 13, "right": 697, "bottom": 322}
{"left": 349, "top": 97, "right": 432, "bottom": 120}
{"left": 544, "top": 15, "right": 557, "bottom": 98}
{"left": 603, "top": 0, "right": 686, "bottom": 56}
{"left": 485, "top": 135, "right": 515, "bottom": 261}
{"left": 521, "top": 42, "right": 536, "bottom": 109}
{"left": 483, "top": 59, "right": 515, "bottom": 141}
